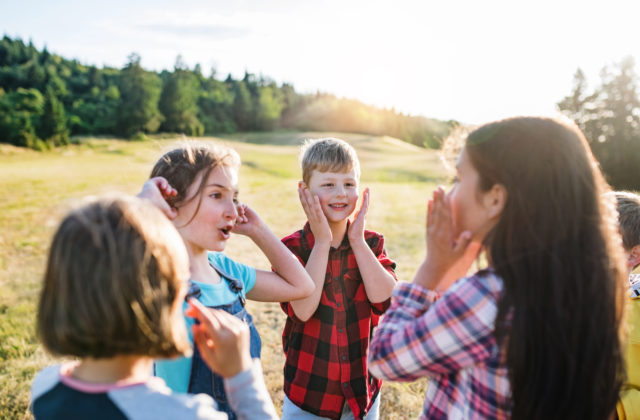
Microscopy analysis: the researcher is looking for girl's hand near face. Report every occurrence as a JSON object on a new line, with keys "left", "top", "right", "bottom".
{"left": 231, "top": 203, "right": 266, "bottom": 238}
{"left": 414, "top": 187, "right": 480, "bottom": 291}
{"left": 137, "top": 177, "right": 178, "bottom": 220}
{"left": 299, "top": 186, "right": 332, "bottom": 245}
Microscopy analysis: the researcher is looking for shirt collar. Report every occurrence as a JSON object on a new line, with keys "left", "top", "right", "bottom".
{"left": 302, "top": 220, "right": 352, "bottom": 252}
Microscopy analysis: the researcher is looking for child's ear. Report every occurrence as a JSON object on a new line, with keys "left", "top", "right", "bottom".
{"left": 485, "top": 183, "right": 507, "bottom": 220}
{"left": 298, "top": 180, "right": 307, "bottom": 189}
{"left": 628, "top": 245, "right": 640, "bottom": 269}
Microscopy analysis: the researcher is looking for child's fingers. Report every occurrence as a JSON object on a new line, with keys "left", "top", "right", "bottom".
{"left": 358, "top": 188, "right": 370, "bottom": 218}
{"left": 440, "top": 193, "right": 453, "bottom": 230}
{"left": 236, "top": 203, "right": 247, "bottom": 223}
{"left": 193, "top": 327, "right": 220, "bottom": 372}
{"left": 187, "top": 299, "right": 222, "bottom": 332}
{"left": 192, "top": 324, "right": 215, "bottom": 349}
{"left": 430, "top": 191, "right": 445, "bottom": 225}
{"left": 312, "top": 195, "right": 324, "bottom": 220}
{"left": 159, "top": 179, "right": 177, "bottom": 197}
{"left": 298, "top": 188, "right": 313, "bottom": 216}
{"left": 205, "top": 308, "right": 246, "bottom": 340}
{"left": 453, "top": 231, "right": 472, "bottom": 254}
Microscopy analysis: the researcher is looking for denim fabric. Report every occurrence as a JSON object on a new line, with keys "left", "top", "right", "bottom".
{"left": 187, "top": 276, "right": 261, "bottom": 420}
{"left": 282, "top": 393, "right": 380, "bottom": 420}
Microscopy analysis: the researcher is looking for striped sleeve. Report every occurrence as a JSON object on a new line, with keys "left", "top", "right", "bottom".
{"left": 368, "top": 271, "right": 501, "bottom": 381}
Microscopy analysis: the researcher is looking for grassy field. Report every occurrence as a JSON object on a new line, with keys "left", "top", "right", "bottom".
{"left": 0, "top": 131, "right": 449, "bottom": 420}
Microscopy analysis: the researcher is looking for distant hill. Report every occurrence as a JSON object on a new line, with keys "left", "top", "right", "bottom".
{"left": 0, "top": 35, "right": 457, "bottom": 150}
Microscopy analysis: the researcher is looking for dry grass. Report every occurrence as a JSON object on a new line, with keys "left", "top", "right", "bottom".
{"left": 0, "top": 132, "right": 447, "bottom": 419}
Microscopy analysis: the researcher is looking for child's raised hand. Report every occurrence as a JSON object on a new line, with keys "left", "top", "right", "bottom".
{"left": 231, "top": 203, "right": 264, "bottom": 238}
{"left": 419, "top": 187, "right": 480, "bottom": 291}
{"left": 298, "top": 185, "right": 332, "bottom": 244}
{"left": 348, "top": 187, "right": 370, "bottom": 243}
{"left": 137, "top": 177, "right": 178, "bottom": 220}
{"left": 186, "top": 299, "right": 252, "bottom": 378}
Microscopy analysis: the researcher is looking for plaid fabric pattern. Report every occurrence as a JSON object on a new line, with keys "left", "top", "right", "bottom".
{"left": 368, "top": 270, "right": 512, "bottom": 420}
{"left": 281, "top": 222, "right": 396, "bottom": 420}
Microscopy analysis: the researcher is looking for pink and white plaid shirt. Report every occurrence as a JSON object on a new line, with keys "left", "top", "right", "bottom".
{"left": 368, "top": 269, "right": 511, "bottom": 419}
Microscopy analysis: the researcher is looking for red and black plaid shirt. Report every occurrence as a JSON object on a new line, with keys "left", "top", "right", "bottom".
{"left": 281, "top": 222, "right": 397, "bottom": 420}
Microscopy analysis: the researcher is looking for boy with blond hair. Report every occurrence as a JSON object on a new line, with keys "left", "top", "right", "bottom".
{"left": 615, "top": 191, "right": 640, "bottom": 419}
{"left": 280, "top": 138, "right": 397, "bottom": 420}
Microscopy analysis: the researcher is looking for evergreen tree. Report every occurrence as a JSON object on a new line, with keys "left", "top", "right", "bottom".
{"left": 594, "top": 57, "right": 640, "bottom": 189}
{"left": 39, "top": 86, "right": 69, "bottom": 145}
{"left": 232, "top": 81, "right": 253, "bottom": 130}
{"left": 0, "top": 87, "right": 44, "bottom": 148}
{"left": 158, "top": 56, "right": 203, "bottom": 135}
{"left": 198, "top": 71, "right": 235, "bottom": 134}
{"left": 116, "top": 53, "right": 163, "bottom": 137}
{"left": 255, "top": 84, "right": 284, "bottom": 130}
{"left": 558, "top": 57, "right": 640, "bottom": 189}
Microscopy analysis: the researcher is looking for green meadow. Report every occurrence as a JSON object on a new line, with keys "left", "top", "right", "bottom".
{"left": 0, "top": 131, "right": 449, "bottom": 420}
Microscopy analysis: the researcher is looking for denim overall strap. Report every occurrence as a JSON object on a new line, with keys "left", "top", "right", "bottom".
{"left": 186, "top": 268, "right": 262, "bottom": 420}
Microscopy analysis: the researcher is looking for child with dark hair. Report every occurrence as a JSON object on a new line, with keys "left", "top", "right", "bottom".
{"left": 614, "top": 191, "right": 640, "bottom": 419}
{"left": 369, "top": 117, "right": 627, "bottom": 419}
{"left": 30, "top": 195, "right": 278, "bottom": 419}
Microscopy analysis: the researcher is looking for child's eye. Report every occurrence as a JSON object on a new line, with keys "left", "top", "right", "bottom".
{"left": 210, "top": 192, "right": 222, "bottom": 199}
{"left": 233, "top": 197, "right": 239, "bottom": 204}
{"left": 322, "top": 183, "right": 333, "bottom": 187}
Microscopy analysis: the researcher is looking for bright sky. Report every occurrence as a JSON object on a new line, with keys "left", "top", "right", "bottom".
{"left": 3, "top": 0, "right": 640, "bottom": 124}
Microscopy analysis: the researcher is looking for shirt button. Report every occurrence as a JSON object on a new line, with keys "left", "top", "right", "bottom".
{"left": 341, "top": 355, "right": 347, "bottom": 361}
{"left": 336, "top": 303, "right": 341, "bottom": 308}
{"left": 343, "top": 383, "right": 348, "bottom": 387}
{"left": 339, "top": 328, "right": 343, "bottom": 333}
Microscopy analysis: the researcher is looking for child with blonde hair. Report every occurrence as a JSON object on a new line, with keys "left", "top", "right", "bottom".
{"left": 30, "top": 195, "right": 278, "bottom": 419}
{"left": 280, "top": 137, "right": 397, "bottom": 420}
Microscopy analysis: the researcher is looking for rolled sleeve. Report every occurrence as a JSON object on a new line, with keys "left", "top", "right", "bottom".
{"left": 369, "top": 272, "right": 501, "bottom": 382}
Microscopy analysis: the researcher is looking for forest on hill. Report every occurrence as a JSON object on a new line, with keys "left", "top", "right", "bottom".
{"left": 0, "top": 36, "right": 455, "bottom": 151}
{"left": 557, "top": 56, "right": 640, "bottom": 190}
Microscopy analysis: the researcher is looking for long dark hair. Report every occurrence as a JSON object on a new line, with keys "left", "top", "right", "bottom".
{"left": 465, "top": 117, "right": 627, "bottom": 419}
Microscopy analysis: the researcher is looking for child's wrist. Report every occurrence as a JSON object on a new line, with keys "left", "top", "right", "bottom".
{"left": 247, "top": 222, "right": 270, "bottom": 241}
{"left": 414, "top": 258, "right": 449, "bottom": 290}
{"left": 349, "top": 236, "right": 368, "bottom": 251}
{"left": 312, "top": 238, "right": 332, "bottom": 250}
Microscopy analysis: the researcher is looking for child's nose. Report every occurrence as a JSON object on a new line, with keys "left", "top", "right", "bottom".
{"left": 224, "top": 201, "right": 238, "bottom": 220}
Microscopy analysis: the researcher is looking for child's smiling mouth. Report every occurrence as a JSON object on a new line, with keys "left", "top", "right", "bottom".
{"left": 329, "top": 203, "right": 348, "bottom": 210}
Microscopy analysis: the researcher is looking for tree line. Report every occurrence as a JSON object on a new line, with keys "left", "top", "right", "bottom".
{"left": 558, "top": 56, "right": 640, "bottom": 190}
{"left": 0, "top": 36, "right": 454, "bottom": 151}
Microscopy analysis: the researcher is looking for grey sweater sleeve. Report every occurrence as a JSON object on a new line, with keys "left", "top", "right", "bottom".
{"left": 224, "top": 360, "right": 279, "bottom": 420}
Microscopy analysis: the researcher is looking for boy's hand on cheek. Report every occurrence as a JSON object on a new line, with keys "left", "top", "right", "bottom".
{"left": 348, "top": 188, "right": 369, "bottom": 244}
{"left": 298, "top": 186, "right": 332, "bottom": 244}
